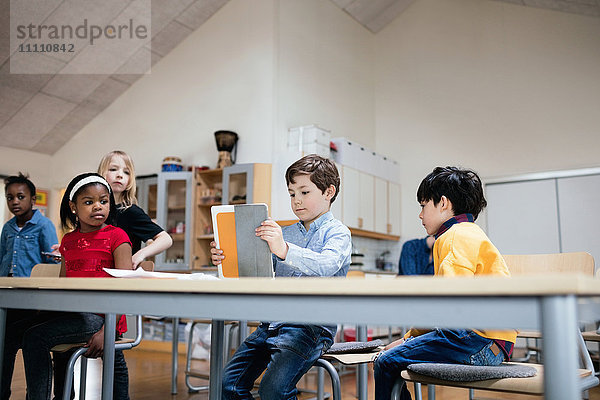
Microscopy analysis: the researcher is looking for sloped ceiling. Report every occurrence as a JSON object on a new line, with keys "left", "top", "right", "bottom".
{"left": 0, "top": 0, "right": 229, "bottom": 155}
{"left": 0, "top": 0, "right": 598, "bottom": 155}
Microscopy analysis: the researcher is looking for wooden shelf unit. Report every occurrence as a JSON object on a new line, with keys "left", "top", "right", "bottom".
{"left": 193, "top": 169, "right": 223, "bottom": 270}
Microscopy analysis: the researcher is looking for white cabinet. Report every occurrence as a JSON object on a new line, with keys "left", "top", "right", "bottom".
{"left": 373, "top": 179, "right": 401, "bottom": 236}
{"left": 374, "top": 177, "right": 388, "bottom": 233}
{"left": 388, "top": 182, "right": 401, "bottom": 236}
{"left": 341, "top": 166, "right": 360, "bottom": 229}
{"left": 340, "top": 166, "right": 400, "bottom": 237}
{"left": 341, "top": 166, "right": 374, "bottom": 231}
{"left": 330, "top": 162, "right": 343, "bottom": 221}
{"left": 359, "top": 171, "right": 374, "bottom": 231}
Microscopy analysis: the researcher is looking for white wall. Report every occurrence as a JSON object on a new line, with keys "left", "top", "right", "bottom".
{"left": 11, "top": 0, "right": 277, "bottom": 228}
{"left": 276, "top": 0, "right": 374, "bottom": 152}
{"left": 4, "top": 0, "right": 375, "bottom": 225}
{"left": 374, "top": 0, "right": 600, "bottom": 240}
{"left": 270, "top": 0, "right": 375, "bottom": 219}
{"left": 47, "top": 0, "right": 277, "bottom": 189}
{"left": 4, "top": 0, "right": 600, "bottom": 244}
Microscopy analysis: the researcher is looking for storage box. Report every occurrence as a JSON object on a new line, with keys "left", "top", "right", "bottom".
{"left": 330, "top": 137, "right": 361, "bottom": 169}
{"left": 385, "top": 159, "right": 400, "bottom": 183}
{"left": 288, "top": 124, "right": 331, "bottom": 149}
{"left": 288, "top": 125, "right": 331, "bottom": 158}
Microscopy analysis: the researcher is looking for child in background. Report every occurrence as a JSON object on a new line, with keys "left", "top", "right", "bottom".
{"left": 21, "top": 173, "right": 133, "bottom": 400}
{"left": 374, "top": 166, "right": 517, "bottom": 400}
{"left": 398, "top": 235, "right": 435, "bottom": 275}
{"left": 0, "top": 172, "right": 58, "bottom": 277}
{"left": 0, "top": 173, "right": 59, "bottom": 400}
{"left": 211, "top": 154, "right": 352, "bottom": 400}
{"left": 98, "top": 150, "right": 172, "bottom": 267}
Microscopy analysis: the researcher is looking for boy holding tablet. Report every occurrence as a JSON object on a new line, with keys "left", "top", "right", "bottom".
{"left": 211, "top": 154, "right": 351, "bottom": 399}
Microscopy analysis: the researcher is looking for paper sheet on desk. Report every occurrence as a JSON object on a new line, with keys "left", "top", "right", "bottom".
{"left": 103, "top": 267, "right": 219, "bottom": 280}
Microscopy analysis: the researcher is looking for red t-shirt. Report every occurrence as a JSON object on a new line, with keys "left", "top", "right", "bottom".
{"left": 59, "top": 225, "right": 132, "bottom": 334}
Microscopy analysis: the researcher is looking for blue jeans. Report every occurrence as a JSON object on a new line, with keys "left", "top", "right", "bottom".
{"left": 21, "top": 312, "right": 129, "bottom": 400}
{"left": 374, "top": 329, "right": 505, "bottom": 400}
{"left": 1, "top": 309, "right": 55, "bottom": 400}
{"left": 222, "top": 323, "right": 333, "bottom": 400}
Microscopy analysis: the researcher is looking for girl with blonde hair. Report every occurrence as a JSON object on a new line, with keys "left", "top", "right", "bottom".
{"left": 98, "top": 150, "right": 172, "bottom": 267}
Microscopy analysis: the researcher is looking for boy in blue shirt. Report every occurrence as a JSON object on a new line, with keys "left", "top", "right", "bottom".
{"left": 0, "top": 173, "right": 59, "bottom": 277}
{"left": 211, "top": 154, "right": 351, "bottom": 399}
{"left": 1, "top": 173, "right": 59, "bottom": 400}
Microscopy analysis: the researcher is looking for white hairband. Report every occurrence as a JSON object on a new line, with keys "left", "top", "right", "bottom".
{"left": 69, "top": 176, "right": 112, "bottom": 201}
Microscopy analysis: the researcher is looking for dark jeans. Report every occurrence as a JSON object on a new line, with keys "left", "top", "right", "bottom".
{"left": 222, "top": 324, "right": 333, "bottom": 400}
{"left": 373, "top": 329, "right": 504, "bottom": 400}
{"left": 21, "top": 312, "right": 129, "bottom": 400}
{"left": 1, "top": 309, "right": 54, "bottom": 400}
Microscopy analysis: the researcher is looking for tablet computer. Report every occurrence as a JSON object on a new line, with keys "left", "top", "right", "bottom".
{"left": 211, "top": 203, "right": 274, "bottom": 279}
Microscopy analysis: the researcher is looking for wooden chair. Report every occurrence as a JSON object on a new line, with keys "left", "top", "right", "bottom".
{"left": 184, "top": 319, "right": 253, "bottom": 392}
{"left": 30, "top": 263, "right": 62, "bottom": 277}
{"left": 52, "top": 261, "right": 154, "bottom": 400}
{"left": 395, "top": 252, "right": 598, "bottom": 400}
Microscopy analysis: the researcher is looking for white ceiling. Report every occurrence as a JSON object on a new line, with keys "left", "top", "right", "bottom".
{"left": 1, "top": 0, "right": 598, "bottom": 155}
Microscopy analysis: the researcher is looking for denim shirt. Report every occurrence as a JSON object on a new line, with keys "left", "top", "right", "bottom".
{"left": 269, "top": 211, "right": 352, "bottom": 336}
{"left": 0, "top": 209, "right": 59, "bottom": 277}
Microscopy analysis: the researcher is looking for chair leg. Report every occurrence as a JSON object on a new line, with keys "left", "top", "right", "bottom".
{"left": 314, "top": 359, "right": 341, "bottom": 400}
{"left": 184, "top": 321, "right": 209, "bottom": 393}
{"left": 413, "top": 382, "right": 422, "bottom": 400}
{"left": 79, "top": 356, "right": 88, "bottom": 400}
{"left": 317, "top": 367, "right": 325, "bottom": 400}
{"left": 62, "top": 347, "right": 88, "bottom": 400}
{"left": 428, "top": 384, "right": 436, "bottom": 400}
{"left": 469, "top": 388, "right": 475, "bottom": 400}
{"left": 391, "top": 377, "right": 406, "bottom": 400}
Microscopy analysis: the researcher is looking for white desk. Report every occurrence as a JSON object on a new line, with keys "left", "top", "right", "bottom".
{"left": 1, "top": 275, "right": 599, "bottom": 400}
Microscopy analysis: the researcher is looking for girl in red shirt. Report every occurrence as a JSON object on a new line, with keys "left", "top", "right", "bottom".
{"left": 21, "top": 173, "right": 133, "bottom": 400}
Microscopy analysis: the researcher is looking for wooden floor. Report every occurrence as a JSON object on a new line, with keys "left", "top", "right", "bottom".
{"left": 6, "top": 348, "right": 600, "bottom": 399}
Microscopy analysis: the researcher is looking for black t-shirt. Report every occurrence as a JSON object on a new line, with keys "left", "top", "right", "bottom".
{"left": 114, "top": 204, "right": 164, "bottom": 254}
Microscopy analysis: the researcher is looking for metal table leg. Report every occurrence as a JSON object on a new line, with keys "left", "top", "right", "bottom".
{"left": 541, "top": 295, "right": 579, "bottom": 400}
{"left": 238, "top": 320, "right": 248, "bottom": 347}
{"left": 172, "top": 317, "right": 179, "bottom": 395}
{"left": 209, "top": 320, "right": 225, "bottom": 400}
{"left": 102, "top": 313, "right": 116, "bottom": 400}
{"left": 357, "top": 325, "right": 368, "bottom": 400}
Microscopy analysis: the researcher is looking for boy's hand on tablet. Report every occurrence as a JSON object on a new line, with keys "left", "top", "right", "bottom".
{"left": 256, "top": 218, "right": 288, "bottom": 259}
{"left": 210, "top": 241, "right": 224, "bottom": 265}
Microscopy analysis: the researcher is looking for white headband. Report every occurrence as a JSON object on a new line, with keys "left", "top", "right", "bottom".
{"left": 69, "top": 176, "right": 112, "bottom": 201}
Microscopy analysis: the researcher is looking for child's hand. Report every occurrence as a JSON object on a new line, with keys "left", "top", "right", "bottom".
{"left": 43, "top": 244, "right": 62, "bottom": 262}
{"left": 132, "top": 253, "right": 145, "bottom": 268}
{"left": 256, "top": 218, "right": 288, "bottom": 259}
{"left": 210, "top": 241, "right": 224, "bottom": 265}
{"left": 84, "top": 326, "right": 105, "bottom": 358}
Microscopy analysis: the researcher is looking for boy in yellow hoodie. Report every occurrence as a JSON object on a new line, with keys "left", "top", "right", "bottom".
{"left": 374, "top": 166, "right": 517, "bottom": 400}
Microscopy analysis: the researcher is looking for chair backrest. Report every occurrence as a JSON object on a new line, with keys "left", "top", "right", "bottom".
{"left": 31, "top": 261, "right": 155, "bottom": 277}
{"left": 347, "top": 270, "right": 366, "bottom": 278}
{"left": 503, "top": 252, "right": 594, "bottom": 277}
{"left": 139, "top": 260, "right": 155, "bottom": 272}
{"left": 30, "top": 263, "right": 61, "bottom": 277}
